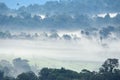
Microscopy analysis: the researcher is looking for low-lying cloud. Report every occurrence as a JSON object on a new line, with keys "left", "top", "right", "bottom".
{"left": 0, "top": 25, "right": 120, "bottom": 74}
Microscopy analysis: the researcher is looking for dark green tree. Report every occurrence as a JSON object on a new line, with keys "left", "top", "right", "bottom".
{"left": 16, "top": 71, "right": 38, "bottom": 80}
{"left": 100, "top": 58, "right": 119, "bottom": 73}
{"left": 79, "top": 69, "right": 95, "bottom": 80}
{"left": 39, "top": 67, "right": 80, "bottom": 80}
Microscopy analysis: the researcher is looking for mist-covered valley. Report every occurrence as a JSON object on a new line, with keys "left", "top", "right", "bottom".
{"left": 0, "top": 0, "right": 120, "bottom": 79}
{"left": 0, "top": 29, "right": 120, "bottom": 77}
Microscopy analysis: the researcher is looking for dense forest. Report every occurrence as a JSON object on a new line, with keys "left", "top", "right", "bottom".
{"left": 0, "top": 58, "right": 120, "bottom": 80}
{"left": 1, "top": 1, "right": 120, "bottom": 31}
{"left": 0, "top": 0, "right": 120, "bottom": 80}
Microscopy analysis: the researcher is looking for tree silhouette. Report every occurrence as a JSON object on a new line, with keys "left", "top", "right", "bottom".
{"left": 16, "top": 71, "right": 38, "bottom": 80}
{"left": 100, "top": 58, "right": 119, "bottom": 73}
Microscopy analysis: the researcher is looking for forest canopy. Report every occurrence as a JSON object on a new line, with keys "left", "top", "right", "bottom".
{"left": 0, "top": 58, "right": 120, "bottom": 80}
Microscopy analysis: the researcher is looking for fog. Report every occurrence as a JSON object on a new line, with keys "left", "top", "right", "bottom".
{"left": 0, "top": 31, "right": 120, "bottom": 73}
{"left": 0, "top": 0, "right": 120, "bottom": 78}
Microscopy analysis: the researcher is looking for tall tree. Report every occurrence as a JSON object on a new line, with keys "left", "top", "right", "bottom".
{"left": 100, "top": 58, "right": 119, "bottom": 73}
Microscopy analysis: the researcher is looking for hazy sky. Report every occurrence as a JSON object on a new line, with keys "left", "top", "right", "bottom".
{"left": 0, "top": 0, "right": 57, "bottom": 9}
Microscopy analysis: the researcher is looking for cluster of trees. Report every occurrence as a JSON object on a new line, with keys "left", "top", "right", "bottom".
{"left": 1, "top": 12, "right": 120, "bottom": 30}
{"left": 0, "top": 58, "right": 120, "bottom": 80}
{"left": 12, "top": 0, "right": 120, "bottom": 14}
{"left": 0, "top": 30, "right": 74, "bottom": 40}
{"left": 1, "top": 0, "right": 120, "bottom": 15}
{"left": 0, "top": 58, "right": 36, "bottom": 77}
{"left": 1, "top": 2, "right": 120, "bottom": 30}
{"left": 0, "top": 25, "right": 119, "bottom": 41}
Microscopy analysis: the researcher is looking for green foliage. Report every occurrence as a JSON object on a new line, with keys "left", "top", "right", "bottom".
{"left": 0, "top": 58, "right": 120, "bottom": 80}
{"left": 16, "top": 71, "right": 38, "bottom": 80}
{"left": 39, "top": 67, "right": 80, "bottom": 80}
{"left": 100, "top": 58, "right": 119, "bottom": 73}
